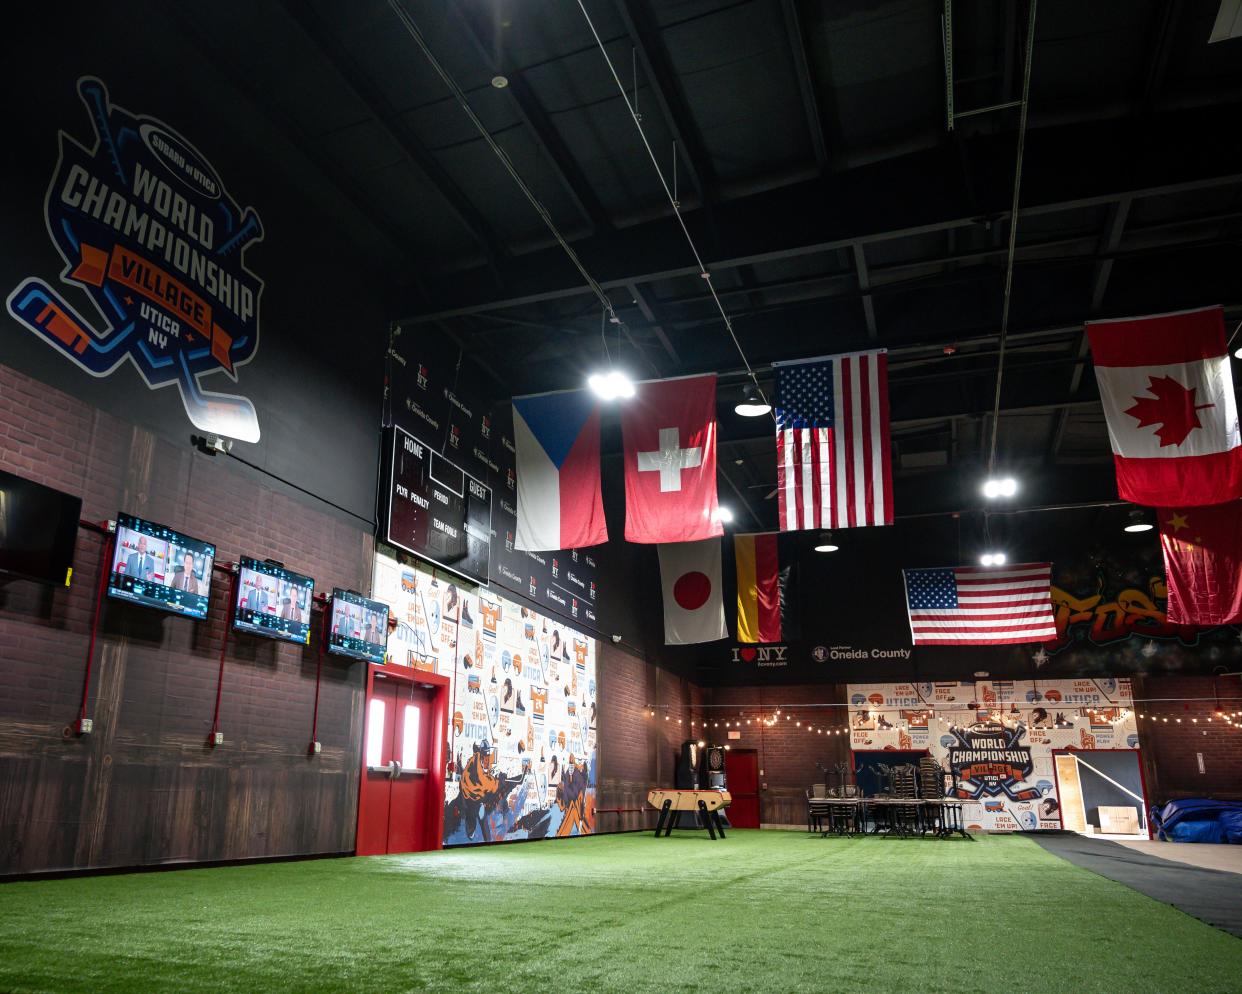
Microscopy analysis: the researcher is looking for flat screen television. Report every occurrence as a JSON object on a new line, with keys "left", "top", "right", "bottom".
{"left": 233, "top": 557, "right": 315, "bottom": 645}
{"left": 0, "top": 469, "right": 82, "bottom": 586}
{"left": 328, "top": 588, "right": 389, "bottom": 664}
{"left": 108, "top": 513, "right": 214, "bottom": 619}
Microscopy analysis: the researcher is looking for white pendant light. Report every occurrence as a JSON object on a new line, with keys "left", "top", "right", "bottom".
{"left": 734, "top": 383, "right": 771, "bottom": 417}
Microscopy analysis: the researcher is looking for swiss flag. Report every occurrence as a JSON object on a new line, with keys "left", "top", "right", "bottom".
{"left": 1159, "top": 503, "right": 1242, "bottom": 625}
{"left": 658, "top": 539, "right": 727, "bottom": 645}
{"left": 1087, "top": 306, "right": 1242, "bottom": 506}
{"left": 622, "top": 374, "right": 721, "bottom": 543}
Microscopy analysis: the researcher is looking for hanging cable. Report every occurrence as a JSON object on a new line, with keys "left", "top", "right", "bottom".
{"left": 575, "top": 0, "right": 770, "bottom": 410}
{"left": 386, "top": 0, "right": 657, "bottom": 377}
{"left": 987, "top": 0, "right": 1038, "bottom": 472}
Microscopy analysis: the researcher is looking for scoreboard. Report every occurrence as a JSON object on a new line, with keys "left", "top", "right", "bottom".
{"left": 385, "top": 426, "right": 492, "bottom": 585}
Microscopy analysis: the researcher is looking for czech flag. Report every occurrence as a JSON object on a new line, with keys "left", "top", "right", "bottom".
{"left": 512, "top": 390, "right": 608, "bottom": 551}
{"left": 734, "top": 532, "right": 799, "bottom": 644}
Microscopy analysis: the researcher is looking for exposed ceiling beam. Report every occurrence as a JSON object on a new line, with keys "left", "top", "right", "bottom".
{"left": 779, "top": 0, "right": 828, "bottom": 171}
{"left": 451, "top": 3, "right": 612, "bottom": 234}
{"left": 624, "top": 282, "right": 680, "bottom": 364}
{"left": 610, "top": 0, "right": 716, "bottom": 205}
{"left": 851, "top": 243, "right": 878, "bottom": 339}
{"left": 279, "top": 0, "right": 507, "bottom": 268}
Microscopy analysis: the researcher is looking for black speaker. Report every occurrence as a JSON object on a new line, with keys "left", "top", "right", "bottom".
{"left": 675, "top": 740, "right": 700, "bottom": 790}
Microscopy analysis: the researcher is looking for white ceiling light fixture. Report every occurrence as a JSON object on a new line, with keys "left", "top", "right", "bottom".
{"left": 982, "top": 477, "right": 1018, "bottom": 499}
{"left": 714, "top": 506, "right": 734, "bottom": 524}
{"left": 1123, "top": 509, "right": 1154, "bottom": 533}
{"left": 587, "top": 369, "right": 635, "bottom": 401}
{"left": 735, "top": 383, "right": 772, "bottom": 417}
{"left": 979, "top": 552, "right": 1007, "bottom": 566}
{"left": 813, "top": 531, "right": 839, "bottom": 552}
{"left": 490, "top": 75, "right": 509, "bottom": 89}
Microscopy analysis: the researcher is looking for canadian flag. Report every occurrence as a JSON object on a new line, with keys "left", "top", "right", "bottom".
{"left": 621, "top": 374, "right": 721, "bottom": 543}
{"left": 1086, "top": 306, "right": 1242, "bottom": 507}
{"left": 658, "top": 539, "right": 727, "bottom": 645}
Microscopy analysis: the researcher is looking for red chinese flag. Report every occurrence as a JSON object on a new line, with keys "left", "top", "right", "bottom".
{"left": 1159, "top": 503, "right": 1242, "bottom": 626}
{"left": 621, "top": 374, "right": 721, "bottom": 544}
{"left": 1087, "top": 306, "right": 1242, "bottom": 506}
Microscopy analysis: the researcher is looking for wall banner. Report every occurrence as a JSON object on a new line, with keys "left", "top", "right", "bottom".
{"left": 6, "top": 77, "right": 263, "bottom": 442}
{"left": 848, "top": 679, "right": 1138, "bottom": 832}
{"left": 372, "top": 545, "right": 598, "bottom": 846}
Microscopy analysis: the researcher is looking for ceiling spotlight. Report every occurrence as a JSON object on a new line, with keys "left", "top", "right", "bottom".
{"left": 813, "top": 531, "right": 839, "bottom": 553}
{"left": 982, "top": 477, "right": 1018, "bottom": 499}
{"left": 979, "top": 552, "right": 1007, "bottom": 566}
{"left": 490, "top": 75, "right": 509, "bottom": 89}
{"left": 587, "top": 370, "right": 635, "bottom": 400}
{"left": 1124, "top": 509, "right": 1154, "bottom": 533}
{"left": 734, "top": 383, "right": 771, "bottom": 418}
{"left": 714, "top": 506, "right": 734, "bottom": 524}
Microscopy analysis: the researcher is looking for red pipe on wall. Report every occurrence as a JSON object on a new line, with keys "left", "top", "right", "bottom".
{"left": 78, "top": 529, "right": 115, "bottom": 733}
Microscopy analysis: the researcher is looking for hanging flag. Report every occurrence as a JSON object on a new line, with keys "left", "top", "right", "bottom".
{"left": 658, "top": 538, "right": 727, "bottom": 645}
{"left": 512, "top": 390, "right": 607, "bottom": 551}
{"left": 902, "top": 563, "right": 1058, "bottom": 645}
{"left": 1159, "top": 503, "right": 1242, "bottom": 625}
{"left": 734, "top": 532, "right": 799, "bottom": 644}
{"left": 1087, "top": 306, "right": 1242, "bottom": 506}
{"left": 774, "top": 349, "right": 892, "bottom": 531}
{"left": 622, "top": 374, "right": 720, "bottom": 544}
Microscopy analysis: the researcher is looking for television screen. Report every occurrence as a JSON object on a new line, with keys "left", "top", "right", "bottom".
{"left": 0, "top": 469, "right": 82, "bottom": 586}
{"left": 328, "top": 588, "right": 389, "bottom": 663}
{"left": 108, "top": 513, "right": 214, "bottom": 619}
{"left": 233, "top": 557, "right": 315, "bottom": 645}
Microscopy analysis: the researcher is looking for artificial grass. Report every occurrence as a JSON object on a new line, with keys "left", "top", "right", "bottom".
{"left": 1, "top": 832, "right": 1239, "bottom": 994}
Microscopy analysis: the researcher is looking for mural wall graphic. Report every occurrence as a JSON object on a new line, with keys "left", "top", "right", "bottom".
{"left": 847, "top": 679, "right": 1138, "bottom": 833}
{"left": 373, "top": 545, "right": 597, "bottom": 846}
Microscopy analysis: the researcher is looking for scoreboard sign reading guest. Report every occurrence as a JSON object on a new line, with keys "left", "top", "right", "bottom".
{"left": 6, "top": 77, "right": 264, "bottom": 442}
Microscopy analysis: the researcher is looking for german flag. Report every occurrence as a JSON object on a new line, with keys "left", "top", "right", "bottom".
{"left": 734, "top": 532, "right": 799, "bottom": 643}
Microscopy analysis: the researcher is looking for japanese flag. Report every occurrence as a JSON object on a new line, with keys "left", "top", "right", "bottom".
{"left": 1087, "top": 306, "right": 1242, "bottom": 507}
{"left": 658, "top": 539, "right": 727, "bottom": 646}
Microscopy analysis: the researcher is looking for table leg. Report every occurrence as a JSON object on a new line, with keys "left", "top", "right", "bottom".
{"left": 698, "top": 800, "right": 716, "bottom": 840}
{"left": 654, "top": 799, "right": 671, "bottom": 838}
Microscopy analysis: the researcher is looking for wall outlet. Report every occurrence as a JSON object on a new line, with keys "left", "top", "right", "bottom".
{"left": 210, "top": 731, "right": 224, "bottom": 746}
{"left": 310, "top": 740, "right": 322, "bottom": 755}
{"left": 77, "top": 717, "right": 93, "bottom": 735}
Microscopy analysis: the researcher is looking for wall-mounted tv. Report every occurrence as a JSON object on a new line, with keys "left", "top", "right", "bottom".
{"left": 233, "top": 557, "right": 315, "bottom": 645}
{"left": 0, "top": 469, "right": 82, "bottom": 586}
{"left": 328, "top": 588, "right": 389, "bottom": 664}
{"left": 108, "top": 513, "right": 214, "bottom": 619}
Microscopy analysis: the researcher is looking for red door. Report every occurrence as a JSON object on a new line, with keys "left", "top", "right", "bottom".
{"left": 725, "top": 749, "right": 760, "bottom": 828}
{"left": 358, "top": 672, "right": 438, "bottom": 855}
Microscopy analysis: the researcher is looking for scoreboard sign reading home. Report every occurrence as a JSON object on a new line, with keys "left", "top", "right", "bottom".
{"left": 386, "top": 426, "right": 492, "bottom": 586}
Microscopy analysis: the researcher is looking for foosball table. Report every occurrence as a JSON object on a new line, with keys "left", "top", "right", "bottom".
{"left": 647, "top": 789, "right": 732, "bottom": 840}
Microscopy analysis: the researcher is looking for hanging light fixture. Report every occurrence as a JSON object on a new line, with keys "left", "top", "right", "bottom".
{"left": 980, "top": 552, "right": 1007, "bottom": 566}
{"left": 1123, "top": 509, "right": 1154, "bottom": 533}
{"left": 734, "top": 382, "right": 771, "bottom": 417}
{"left": 587, "top": 369, "right": 635, "bottom": 400}
{"left": 714, "top": 506, "right": 735, "bottom": 524}
{"left": 813, "top": 531, "right": 839, "bottom": 553}
{"left": 982, "top": 477, "right": 1018, "bottom": 499}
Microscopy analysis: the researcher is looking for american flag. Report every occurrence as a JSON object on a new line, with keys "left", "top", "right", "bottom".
{"left": 774, "top": 350, "right": 892, "bottom": 531}
{"left": 902, "top": 563, "right": 1058, "bottom": 645}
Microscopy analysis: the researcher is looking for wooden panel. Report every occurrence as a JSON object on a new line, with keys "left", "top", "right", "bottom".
{"left": 1056, "top": 754, "right": 1086, "bottom": 832}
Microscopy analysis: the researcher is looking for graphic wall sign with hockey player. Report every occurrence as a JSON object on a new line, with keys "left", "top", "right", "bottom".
{"left": 7, "top": 77, "right": 264, "bottom": 442}
{"left": 847, "top": 679, "right": 1137, "bottom": 832}
{"left": 372, "top": 546, "right": 598, "bottom": 846}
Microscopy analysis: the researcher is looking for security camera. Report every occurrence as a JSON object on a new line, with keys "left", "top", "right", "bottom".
{"left": 610, "top": 634, "right": 622, "bottom": 644}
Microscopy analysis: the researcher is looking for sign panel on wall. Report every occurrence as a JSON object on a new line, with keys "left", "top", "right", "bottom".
{"left": 372, "top": 546, "right": 598, "bottom": 846}
{"left": 385, "top": 334, "right": 602, "bottom": 625}
{"left": 6, "top": 77, "right": 264, "bottom": 442}
{"left": 847, "top": 679, "right": 1137, "bottom": 833}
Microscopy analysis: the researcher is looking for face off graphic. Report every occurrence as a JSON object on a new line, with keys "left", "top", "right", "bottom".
{"left": 947, "top": 720, "right": 1039, "bottom": 801}
{"left": 7, "top": 78, "right": 263, "bottom": 441}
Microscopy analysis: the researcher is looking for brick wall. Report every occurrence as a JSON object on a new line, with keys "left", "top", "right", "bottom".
{"left": 0, "top": 363, "right": 372, "bottom": 875}
{"left": 1134, "top": 675, "right": 1242, "bottom": 804}
{"left": 708, "top": 683, "right": 851, "bottom": 826}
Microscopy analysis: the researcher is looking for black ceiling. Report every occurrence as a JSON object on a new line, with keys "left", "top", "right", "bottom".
{"left": 182, "top": 0, "right": 1242, "bottom": 527}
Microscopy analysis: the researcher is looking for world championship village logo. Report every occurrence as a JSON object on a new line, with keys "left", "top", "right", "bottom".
{"left": 6, "top": 78, "right": 264, "bottom": 442}
{"left": 947, "top": 721, "right": 1039, "bottom": 802}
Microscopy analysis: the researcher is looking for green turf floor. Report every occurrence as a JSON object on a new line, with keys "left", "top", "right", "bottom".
{"left": 1, "top": 831, "right": 1240, "bottom": 994}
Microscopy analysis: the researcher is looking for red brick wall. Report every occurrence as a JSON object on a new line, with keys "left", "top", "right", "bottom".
{"left": 708, "top": 683, "right": 851, "bottom": 825}
{"left": 0, "top": 363, "right": 373, "bottom": 874}
{"left": 1135, "top": 675, "right": 1242, "bottom": 804}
